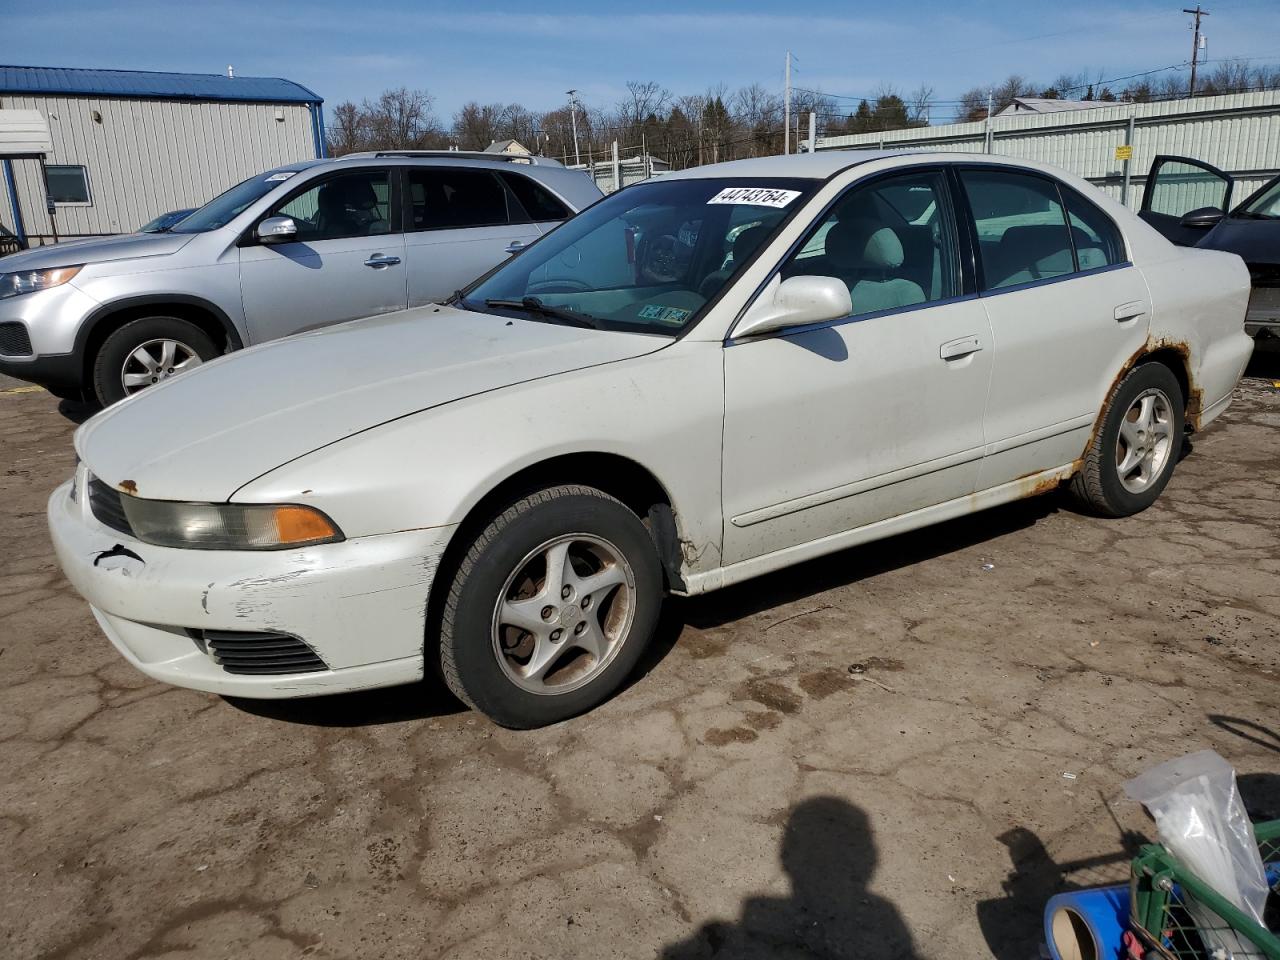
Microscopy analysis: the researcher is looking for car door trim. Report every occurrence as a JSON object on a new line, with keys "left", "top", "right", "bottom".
{"left": 729, "top": 442, "right": 986, "bottom": 528}
{"left": 982, "top": 413, "right": 1096, "bottom": 457}
{"left": 975, "top": 261, "right": 1134, "bottom": 299}
{"left": 725, "top": 291, "right": 982, "bottom": 345}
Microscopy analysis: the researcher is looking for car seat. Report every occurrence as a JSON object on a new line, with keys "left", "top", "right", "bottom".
{"left": 828, "top": 218, "right": 926, "bottom": 313}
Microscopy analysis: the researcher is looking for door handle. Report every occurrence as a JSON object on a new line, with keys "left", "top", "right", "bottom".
{"left": 505, "top": 240, "right": 528, "bottom": 255}
{"left": 940, "top": 336, "right": 983, "bottom": 361}
{"left": 1114, "top": 300, "right": 1148, "bottom": 322}
{"left": 364, "top": 254, "right": 401, "bottom": 268}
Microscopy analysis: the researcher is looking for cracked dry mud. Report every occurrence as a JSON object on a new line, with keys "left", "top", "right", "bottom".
{"left": 1, "top": 354, "right": 1277, "bottom": 960}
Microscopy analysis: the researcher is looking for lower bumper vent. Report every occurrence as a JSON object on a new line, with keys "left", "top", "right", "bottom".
{"left": 193, "top": 629, "right": 328, "bottom": 675}
{"left": 0, "top": 322, "right": 32, "bottom": 357}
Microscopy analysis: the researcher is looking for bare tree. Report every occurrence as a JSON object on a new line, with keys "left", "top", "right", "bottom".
{"left": 327, "top": 101, "right": 366, "bottom": 156}
{"left": 362, "top": 87, "right": 442, "bottom": 150}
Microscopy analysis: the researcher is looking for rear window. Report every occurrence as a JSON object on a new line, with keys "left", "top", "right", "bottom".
{"left": 502, "top": 173, "right": 571, "bottom": 222}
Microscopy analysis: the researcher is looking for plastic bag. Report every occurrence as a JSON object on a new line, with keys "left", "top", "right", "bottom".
{"left": 1124, "top": 750, "right": 1269, "bottom": 960}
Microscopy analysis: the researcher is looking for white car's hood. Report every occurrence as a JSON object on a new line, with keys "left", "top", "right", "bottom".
{"left": 76, "top": 305, "right": 667, "bottom": 502}
{"left": 3, "top": 232, "right": 194, "bottom": 270}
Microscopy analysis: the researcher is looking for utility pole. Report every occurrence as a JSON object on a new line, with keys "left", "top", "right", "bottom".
{"left": 808, "top": 111, "right": 816, "bottom": 153}
{"left": 1184, "top": 6, "right": 1209, "bottom": 97}
{"left": 566, "top": 90, "right": 582, "bottom": 166}
{"left": 783, "top": 51, "right": 792, "bottom": 156}
{"left": 985, "top": 89, "right": 994, "bottom": 153}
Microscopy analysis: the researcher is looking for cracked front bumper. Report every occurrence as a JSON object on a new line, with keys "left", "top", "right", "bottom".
{"left": 48, "top": 477, "right": 454, "bottom": 698}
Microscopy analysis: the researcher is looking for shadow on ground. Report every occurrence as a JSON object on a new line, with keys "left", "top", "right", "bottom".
{"left": 225, "top": 672, "right": 467, "bottom": 726}
{"left": 660, "top": 796, "right": 920, "bottom": 960}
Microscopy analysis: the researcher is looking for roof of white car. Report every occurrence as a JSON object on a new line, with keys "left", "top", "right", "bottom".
{"left": 662, "top": 149, "right": 1035, "bottom": 181}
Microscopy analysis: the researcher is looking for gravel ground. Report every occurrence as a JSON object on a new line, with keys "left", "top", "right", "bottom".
{"left": 1, "top": 347, "right": 1277, "bottom": 960}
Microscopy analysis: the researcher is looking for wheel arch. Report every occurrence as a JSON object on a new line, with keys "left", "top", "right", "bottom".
{"left": 424, "top": 451, "right": 687, "bottom": 664}
{"left": 76, "top": 295, "right": 244, "bottom": 385}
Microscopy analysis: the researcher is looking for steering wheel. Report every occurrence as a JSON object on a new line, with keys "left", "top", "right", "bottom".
{"left": 640, "top": 234, "right": 681, "bottom": 284}
{"left": 527, "top": 278, "right": 593, "bottom": 294}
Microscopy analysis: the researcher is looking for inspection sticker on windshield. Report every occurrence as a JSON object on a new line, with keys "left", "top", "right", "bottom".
{"left": 706, "top": 187, "right": 801, "bottom": 208}
{"left": 639, "top": 305, "right": 691, "bottom": 325}
{"left": 265, "top": 172, "right": 297, "bottom": 182}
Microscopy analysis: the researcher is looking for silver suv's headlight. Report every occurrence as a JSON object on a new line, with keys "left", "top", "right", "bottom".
{"left": 120, "top": 498, "right": 343, "bottom": 550}
{"left": 0, "top": 265, "right": 83, "bottom": 300}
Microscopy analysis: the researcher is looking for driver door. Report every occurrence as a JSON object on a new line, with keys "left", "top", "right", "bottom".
{"left": 720, "top": 168, "right": 994, "bottom": 565}
{"left": 1139, "top": 155, "right": 1233, "bottom": 246}
{"left": 239, "top": 168, "right": 407, "bottom": 344}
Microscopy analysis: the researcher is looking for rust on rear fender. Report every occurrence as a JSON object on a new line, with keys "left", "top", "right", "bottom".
{"left": 1079, "top": 337, "right": 1200, "bottom": 463}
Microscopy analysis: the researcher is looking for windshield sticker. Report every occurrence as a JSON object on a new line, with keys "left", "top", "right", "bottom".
{"left": 265, "top": 172, "right": 297, "bottom": 182}
{"left": 639, "top": 305, "right": 691, "bottom": 325}
{"left": 707, "top": 187, "right": 801, "bottom": 208}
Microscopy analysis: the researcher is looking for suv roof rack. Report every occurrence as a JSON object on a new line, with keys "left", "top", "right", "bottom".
{"left": 335, "top": 150, "right": 562, "bottom": 167}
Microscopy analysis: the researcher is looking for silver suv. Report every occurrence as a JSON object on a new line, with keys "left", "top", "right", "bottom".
{"left": 0, "top": 152, "right": 601, "bottom": 405}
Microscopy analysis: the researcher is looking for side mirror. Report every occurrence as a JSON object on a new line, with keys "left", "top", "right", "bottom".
{"left": 1179, "top": 206, "right": 1224, "bottom": 229}
{"left": 257, "top": 216, "right": 298, "bottom": 243}
{"left": 734, "top": 275, "right": 852, "bottom": 339}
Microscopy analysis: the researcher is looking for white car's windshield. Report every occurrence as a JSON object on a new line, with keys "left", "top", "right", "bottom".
{"left": 169, "top": 169, "right": 304, "bottom": 234}
{"left": 464, "top": 177, "right": 817, "bottom": 334}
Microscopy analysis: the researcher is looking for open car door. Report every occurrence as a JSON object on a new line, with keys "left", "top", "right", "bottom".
{"left": 1140, "top": 155, "right": 1234, "bottom": 247}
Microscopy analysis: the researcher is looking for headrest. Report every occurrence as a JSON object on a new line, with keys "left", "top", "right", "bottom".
{"left": 732, "top": 224, "right": 770, "bottom": 263}
{"left": 826, "top": 218, "right": 904, "bottom": 269}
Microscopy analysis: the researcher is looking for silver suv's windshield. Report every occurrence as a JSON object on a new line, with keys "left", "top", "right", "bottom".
{"left": 464, "top": 177, "right": 817, "bottom": 334}
{"left": 169, "top": 169, "right": 304, "bottom": 234}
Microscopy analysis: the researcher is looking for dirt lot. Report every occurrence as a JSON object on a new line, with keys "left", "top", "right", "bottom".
{"left": 1, "top": 352, "right": 1278, "bottom": 960}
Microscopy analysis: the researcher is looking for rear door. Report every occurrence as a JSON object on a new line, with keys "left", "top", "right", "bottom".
{"left": 954, "top": 166, "right": 1151, "bottom": 488}
{"left": 1139, "top": 155, "right": 1234, "bottom": 246}
{"left": 239, "top": 167, "right": 406, "bottom": 344}
{"left": 402, "top": 167, "right": 545, "bottom": 307}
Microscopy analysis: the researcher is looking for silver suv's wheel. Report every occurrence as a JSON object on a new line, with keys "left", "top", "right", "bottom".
{"left": 121, "top": 338, "right": 204, "bottom": 396}
{"left": 1071, "top": 362, "right": 1185, "bottom": 517}
{"left": 92, "top": 315, "right": 219, "bottom": 406}
{"left": 440, "top": 485, "right": 663, "bottom": 728}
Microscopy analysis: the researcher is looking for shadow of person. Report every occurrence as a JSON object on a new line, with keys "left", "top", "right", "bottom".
{"left": 661, "top": 796, "right": 919, "bottom": 960}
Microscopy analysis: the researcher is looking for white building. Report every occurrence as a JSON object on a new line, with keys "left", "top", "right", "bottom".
{"left": 0, "top": 65, "right": 325, "bottom": 247}
{"left": 808, "top": 89, "right": 1280, "bottom": 209}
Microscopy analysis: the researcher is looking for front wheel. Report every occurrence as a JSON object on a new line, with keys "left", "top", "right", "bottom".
{"left": 1070, "top": 362, "right": 1185, "bottom": 517}
{"left": 439, "top": 485, "right": 663, "bottom": 728}
{"left": 92, "top": 316, "right": 219, "bottom": 406}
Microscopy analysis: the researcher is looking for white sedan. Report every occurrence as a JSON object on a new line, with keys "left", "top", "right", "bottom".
{"left": 49, "top": 151, "right": 1254, "bottom": 728}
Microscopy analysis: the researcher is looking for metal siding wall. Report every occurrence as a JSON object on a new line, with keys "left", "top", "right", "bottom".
{"left": 816, "top": 91, "right": 1280, "bottom": 209}
{"left": 4, "top": 95, "right": 314, "bottom": 241}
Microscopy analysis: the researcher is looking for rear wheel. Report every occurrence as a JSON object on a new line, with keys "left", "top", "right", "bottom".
{"left": 439, "top": 485, "right": 663, "bottom": 728}
{"left": 1070, "top": 362, "right": 1184, "bottom": 517}
{"left": 92, "top": 316, "right": 219, "bottom": 406}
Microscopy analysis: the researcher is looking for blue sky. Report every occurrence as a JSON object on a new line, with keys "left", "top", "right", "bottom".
{"left": 9, "top": 0, "right": 1280, "bottom": 124}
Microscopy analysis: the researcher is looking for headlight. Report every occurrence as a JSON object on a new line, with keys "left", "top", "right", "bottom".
{"left": 119, "top": 498, "right": 343, "bottom": 550}
{"left": 0, "top": 265, "right": 83, "bottom": 300}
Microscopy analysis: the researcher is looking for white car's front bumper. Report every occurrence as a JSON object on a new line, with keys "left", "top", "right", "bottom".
{"left": 48, "top": 477, "right": 454, "bottom": 698}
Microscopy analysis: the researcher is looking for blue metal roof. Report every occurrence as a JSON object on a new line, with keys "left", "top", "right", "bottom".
{"left": 0, "top": 65, "right": 322, "bottom": 104}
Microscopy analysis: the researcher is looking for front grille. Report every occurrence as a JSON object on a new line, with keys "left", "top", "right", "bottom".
{"left": 196, "top": 629, "right": 328, "bottom": 675}
{"left": 88, "top": 477, "right": 134, "bottom": 536}
{"left": 0, "top": 322, "right": 32, "bottom": 357}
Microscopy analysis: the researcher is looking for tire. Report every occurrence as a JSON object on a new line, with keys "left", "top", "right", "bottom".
{"left": 1070, "top": 362, "right": 1185, "bottom": 517}
{"left": 440, "top": 485, "right": 663, "bottom": 728}
{"left": 91, "top": 316, "right": 219, "bottom": 406}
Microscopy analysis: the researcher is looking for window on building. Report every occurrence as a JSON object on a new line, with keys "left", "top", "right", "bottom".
{"left": 45, "top": 165, "right": 91, "bottom": 204}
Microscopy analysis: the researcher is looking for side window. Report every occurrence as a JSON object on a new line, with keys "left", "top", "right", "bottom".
{"left": 273, "top": 170, "right": 391, "bottom": 241}
{"left": 782, "top": 170, "right": 958, "bottom": 316}
{"left": 960, "top": 169, "right": 1074, "bottom": 290}
{"left": 1063, "top": 190, "right": 1125, "bottom": 270}
{"left": 501, "top": 173, "right": 570, "bottom": 223}
{"left": 408, "top": 169, "right": 510, "bottom": 230}
{"left": 1147, "top": 159, "right": 1231, "bottom": 216}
